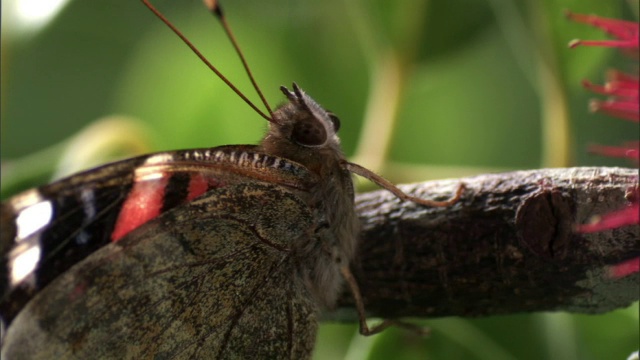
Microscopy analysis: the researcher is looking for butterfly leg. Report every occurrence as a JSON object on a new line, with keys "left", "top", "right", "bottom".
{"left": 339, "top": 266, "right": 429, "bottom": 336}
{"left": 342, "top": 161, "right": 466, "bottom": 207}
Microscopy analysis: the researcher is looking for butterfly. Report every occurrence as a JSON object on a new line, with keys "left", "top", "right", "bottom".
{"left": 1, "top": 1, "right": 462, "bottom": 358}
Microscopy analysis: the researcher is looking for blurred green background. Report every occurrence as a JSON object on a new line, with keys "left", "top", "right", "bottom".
{"left": 1, "top": 0, "right": 638, "bottom": 359}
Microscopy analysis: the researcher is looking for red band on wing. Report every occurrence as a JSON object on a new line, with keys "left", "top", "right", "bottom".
{"left": 111, "top": 175, "right": 169, "bottom": 242}
{"left": 187, "top": 173, "right": 209, "bottom": 201}
{"left": 608, "top": 257, "right": 640, "bottom": 279}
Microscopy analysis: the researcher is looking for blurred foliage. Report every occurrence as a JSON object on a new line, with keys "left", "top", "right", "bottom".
{"left": 1, "top": 0, "right": 638, "bottom": 359}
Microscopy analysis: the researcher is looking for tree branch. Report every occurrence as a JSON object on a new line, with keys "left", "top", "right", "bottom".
{"left": 331, "top": 167, "right": 639, "bottom": 321}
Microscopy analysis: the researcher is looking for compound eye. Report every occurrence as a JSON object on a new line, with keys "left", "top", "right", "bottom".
{"left": 292, "top": 117, "right": 327, "bottom": 146}
{"left": 327, "top": 113, "right": 341, "bottom": 132}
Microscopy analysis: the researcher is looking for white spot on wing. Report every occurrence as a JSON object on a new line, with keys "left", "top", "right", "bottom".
{"left": 10, "top": 243, "right": 41, "bottom": 286}
{"left": 9, "top": 188, "right": 44, "bottom": 210}
{"left": 135, "top": 169, "right": 165, "bottom": 182}
{"left": 15, "top": 200, "right": 53, "bottom": 241}
{"left": 77, "top": 231, "right": 90, "bottom": 245}
{"left": 135, "top": 154, "right": 174, "bottom": 181}
{"left": 80, "top": 188, "right": 96, "bottom": 220}
{"left": 144, "top": 154, "right": 174, "bottom": 165}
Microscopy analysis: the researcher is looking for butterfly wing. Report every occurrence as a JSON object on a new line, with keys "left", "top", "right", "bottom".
{"left": 1, "top": 146, "right": 318, "bottom": 323}
{"left": 3, "top": 181, "right": 318, "bottom": 359}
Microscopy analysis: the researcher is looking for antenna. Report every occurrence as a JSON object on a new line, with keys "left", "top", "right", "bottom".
{"left": 203, "top": 0, "right": 273, "bottom": 118}
{"left": 141, "top": 0, "right": 274, "bottom": 122}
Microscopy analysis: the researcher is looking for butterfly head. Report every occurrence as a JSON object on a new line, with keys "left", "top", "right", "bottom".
{"left": 260, "top": 83, "right": 344, "bottom": 167}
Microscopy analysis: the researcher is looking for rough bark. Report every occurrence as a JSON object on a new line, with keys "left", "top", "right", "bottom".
{"left": 331, "top": 167, "right": 639, "bottom": 321}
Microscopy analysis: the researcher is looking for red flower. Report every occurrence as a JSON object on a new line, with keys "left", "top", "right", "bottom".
{"left": 577, "top": 188, "right": 639, "bottom": 233}
{"left": 566, "top": 11, "right": 639, "bottom": 51}
{"left": 568, "top": 11, "right": 639, "bottom": 279}
{"left": 588, "top": 142, "right": 639, "bottom": 162}
{"left": 581, "top": 70, "right": 639, "bottom": 122}
{"left": 568, "top": 12, "right": 639, "bottom": 167}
